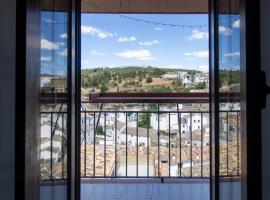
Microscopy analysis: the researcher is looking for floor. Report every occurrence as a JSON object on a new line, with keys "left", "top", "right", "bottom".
{"left": 81, "top": 181, "right": 209, "bottom": 200}
{"left": 40, "top": 179, "right": 240, "bottom": 200}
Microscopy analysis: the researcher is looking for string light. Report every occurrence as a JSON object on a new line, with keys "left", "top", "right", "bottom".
{"left": 88, "top": 2, "right": 208, "bottom": 29}
{"left": 118, "top": 14, "right": 208, "bottom": 29}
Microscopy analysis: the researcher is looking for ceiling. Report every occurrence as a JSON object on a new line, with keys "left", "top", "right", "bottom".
{"left": 81, "top": 0, "right": 209, "bottom": 14}
{"left": 41, "top": 0, "right": 239, "bottom": 15}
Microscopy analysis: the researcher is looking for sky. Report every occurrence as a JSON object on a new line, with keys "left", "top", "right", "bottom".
{"left": 81, "top": 14, "right": 210, "bottom": 71}
{"left": 40, "top": 12, "right": 240, "bottom": 76}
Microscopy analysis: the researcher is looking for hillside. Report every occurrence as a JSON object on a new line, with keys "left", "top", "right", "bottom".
{"left": 81, "top": 66, "right": 206, "bottom": 97}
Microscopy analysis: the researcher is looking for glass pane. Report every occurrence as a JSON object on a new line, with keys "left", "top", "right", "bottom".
{"left": 218, "top": 0, "right": 241, "bottom": 199}
{"left": 40, "top": 0, "right": 69, "bottom": 199}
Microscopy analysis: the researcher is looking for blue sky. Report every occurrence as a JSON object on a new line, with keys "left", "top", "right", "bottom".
{"left": 81, "top": 14, "right": 210, "bottom": 71}
{"left": 40, "top": 12, "right": 240, "bottom": 75}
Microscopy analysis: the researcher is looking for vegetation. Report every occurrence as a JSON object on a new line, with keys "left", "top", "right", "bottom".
{"left": 96, "top": 126, "right": 105, "bottom": 136}
{"left": 195, "top": 82, "right": 207, "bottom": 90}
{"left": 219, "top": 69, "right": 240, "bottom": 87}
{"left": 138, "top": 103, "right": 158, "bottom": 128}
{"left": 172, "top": 78, "right": 183, "bottom": 87}
{"left": 148, "top": 86, "right": 172, "bottom": 93}
{"left": 81, "top": 66, "right": 168, "bottom": 88}
{"left": 146, "top": 77, "right": 153, "bottom": 83}
{"left": 79, "top": 66, "right": 240, "bottom": 95}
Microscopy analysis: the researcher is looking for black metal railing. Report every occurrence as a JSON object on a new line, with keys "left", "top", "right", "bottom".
{"left": 40, "top": 111, "right": 67, "bottom": 180}
{"left": 40, "top": 106, "right": 240, "bottom": 180}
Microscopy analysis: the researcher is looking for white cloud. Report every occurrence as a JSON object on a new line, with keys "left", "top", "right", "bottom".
{"left": 81, "top": 25, "right": 113, "bottom": 39}
{"left": 41, "top": 56, "right": 52, "bottom": 62}
{"left": 41, "top": 38, "right": 59, "bottom": 50}
{"left": 219, "top": 26, "right": 232, "bottom": 36}
{"left": 139, "top": 40, "right": 159, "bottom": 46}
{"left": 91, "top": 50, "right": 105, "bottom": 56}
{"left": 57, "top": 42, "right": 66, "bottom": 46}
{"left": 154, "top": 27, "right": 162, "bottom": 31}
{"left": 60, "top": 33, "right": 67, "bottom": 39}
{"left": 233, "top": 19, "right": 240, "bottom": 28}
{"left": 197, "top": 65, "right": 209, "bottom": 72}
{"left": 224, "top": 51, "right": 240, "bottom": 57}
{"left": 117, "top": 36, "right": 136, "bottom": 42}
{"left": 115, "top": 49, "right": 154, "bottom": 61}
{"left": 184, "top": 51, "right": 209, "bottom": 59}
{"left": 59, "top": 48, "right": 67, "bottom": 57}
{"left": 187, "top": 30, "right": 208, "bottom": 41}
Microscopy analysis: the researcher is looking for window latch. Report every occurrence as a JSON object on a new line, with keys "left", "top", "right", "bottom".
{"left": 260, "top": 71, "right": 270, "bottom": 109}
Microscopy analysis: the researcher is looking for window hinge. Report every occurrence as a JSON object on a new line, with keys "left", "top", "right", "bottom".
{"left": 260, "top": 71, "right": 270, "bottom": 109}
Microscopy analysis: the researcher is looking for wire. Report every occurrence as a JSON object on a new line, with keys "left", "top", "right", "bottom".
{"left": 118, "top": 14, "right": 208, "bottom": 29}
{"left": 88, "top": 2, "right": 208, "bottom": 29}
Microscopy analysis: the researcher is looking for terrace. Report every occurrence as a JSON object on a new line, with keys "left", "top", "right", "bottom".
{"left": 40, "top": 92, "right": 240, "bottom": 200}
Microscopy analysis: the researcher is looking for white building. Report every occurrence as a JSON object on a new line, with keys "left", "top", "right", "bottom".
{"left": 194, "top": 74, "right": 209, "bottom": 83}
{"left": 163, "top": 72, "right": 180, "bottom": 79}
{"left": 150, "top": 113, "right": 209, "bottom": 134}
{"left": 178, "top": 72, "right": 192, "bottom": 85}
{"left": 117, "top": 125, "right": 150, "bottom": 147}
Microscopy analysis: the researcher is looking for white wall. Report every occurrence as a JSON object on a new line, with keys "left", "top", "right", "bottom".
{"left": 261, "top": 0, "right": 270, "bottom": 199}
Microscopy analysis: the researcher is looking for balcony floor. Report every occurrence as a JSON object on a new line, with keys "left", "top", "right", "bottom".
{"left": 41, "top": 179, "right": 240, "bottom": 200}
{"left": 80, "top": 178, "right": 211, "bottom": 200}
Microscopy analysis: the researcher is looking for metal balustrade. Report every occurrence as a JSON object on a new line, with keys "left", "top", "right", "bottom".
{"left": 40, "top": 106, "right": 240, "bottom": 180}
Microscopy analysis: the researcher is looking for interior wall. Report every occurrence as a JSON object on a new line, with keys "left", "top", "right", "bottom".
{"left": 0, "top": 0, "right": 16, "bottom": 199}
{"left": 260, "top": 0, "right": 270, "bottom": 199}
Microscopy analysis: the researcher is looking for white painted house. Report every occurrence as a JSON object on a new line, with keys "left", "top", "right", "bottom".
{"left": 178, "top": 72, "right": 192, "bottom": 85}
{"left": 150, "top": 113, "right": 209, "bottom": 134}
{"left": 163, "top": 72, "right": 180, "bottom": 79}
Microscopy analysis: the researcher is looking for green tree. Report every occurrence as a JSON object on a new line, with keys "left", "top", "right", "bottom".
{"left": 96, "top": 126, "right": 105, "bottom": 135}
{"left": 138, "top": 111, "right": 151, "bottom": 128}
{"left": 146, "top": 77, "right": 153, "bottom": 83}
{"left": 100, "top": 84, "right": 108, "bottom": 93}
{"left": 195, "top": 82, "right": 207, "bottom": 89}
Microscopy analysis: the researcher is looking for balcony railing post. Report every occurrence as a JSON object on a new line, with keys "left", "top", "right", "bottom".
{"left": 226, "top": 111, "right": 229, "bottom": 176}
{"left": 147, "top": 112, "right": 150, "bottom": 177}
{"left": 237, "top": 111, "right": 240, "bottom": 176}
{"left": 201, "top": 113, "right": 203, "bottom": 178}
{"left": 93, "top": 112, "right": 96, "bottom": 177}
{"left": 136, "top": 113, "right": 138, "bottom": 177}
{"left": 126, "top": 112, "right": 128, "bottom": 177}
{"left": 177, "top": 103, "right": 182, "bottom": 178}
{"left": 190, "top": 113, "right": 192, "bottom": 178}
{"left": 104, "top": 112, "right": 106, "bottom": 177}
{"left": 169, "top": 113, "right": 171, "bottom": 177}
{"left": 84, "top": 111, "right": 87, "bottom": 177}
{"left": 50, "top": 113, "right": 53, "bottom": 180}
{"left": 62, "top": 113, "right": 64, "bottom": 179}
{"left": 115, "top": 112, "right": 117, "bottom": 177}
{"left": 158, "top": 104, "right": 160, "bottom": 177}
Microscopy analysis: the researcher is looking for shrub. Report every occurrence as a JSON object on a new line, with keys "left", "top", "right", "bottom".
{"left": 146, "top": 77, "right": 153, "bottom": 83}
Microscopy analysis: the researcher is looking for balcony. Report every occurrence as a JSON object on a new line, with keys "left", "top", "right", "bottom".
{"left": 40, "top": 93, "right": 240, "bottom": 200}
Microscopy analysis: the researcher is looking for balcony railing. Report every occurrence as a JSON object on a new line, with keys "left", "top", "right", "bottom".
{"left": 40, "top": 103, "right": 240, "bottom": 180}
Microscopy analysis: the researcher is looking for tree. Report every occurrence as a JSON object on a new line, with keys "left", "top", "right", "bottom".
{"left": 96, "top": 126, "right": 105, "bottom": 135}
{"left": 195, "top": 82, "right": 207, "bottom": 89}
{"left": 100, "top": 84, "right": 108, "bottom": 93}
{"left": 146, "top": 77, "right": 153, "bottom": 83}
{"left": 174, "top": 78, "right": 183, "bottom": 87}
{"left": 138, "top": 111, "right": 151, "bottom": 128}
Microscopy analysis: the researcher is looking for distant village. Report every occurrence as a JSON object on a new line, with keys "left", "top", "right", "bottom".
{"left": 40, "top": 102, "right": 240, "bottom": 179}
{"left": 39, "top": 67, "right": 240, "bottom": 179}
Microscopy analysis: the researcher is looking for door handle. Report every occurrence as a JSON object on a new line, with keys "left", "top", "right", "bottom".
{"left": 260, "top": 71, "right": 270, "bottom": 109}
